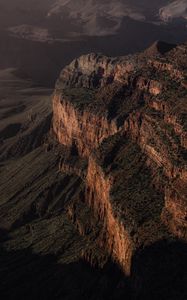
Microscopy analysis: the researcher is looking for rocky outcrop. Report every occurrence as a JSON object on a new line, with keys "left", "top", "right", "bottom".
{"left": 143, "top": 41, "right": 176, "bottom": 56}
{"left": 148, "top": 59, "right": 184, "bottom": 80}
{"left": 122, "top": 105, "right": 187, "bottom": 239}
{"left": 86, "top": 156, "right": 133, "bottom": 275}
{"left": 149, "top": 98, "right": 187, "bottom": 150}
{"left": 162, "top": 180, "right": 187, "bottom": 239}
{"left": 51, "top": 41, "right": 187, "bottom": 282}
{"left": 53, "top": 93, "right": 119, "bottom": 157}
{"left": 2, "top": 45, "right": 187, "bottom": 300}
{"left": 124, "top": 112, "right": 187, "bottom": 180}
{"left": 56, "top": 53, "right": 137, "bottom": 89}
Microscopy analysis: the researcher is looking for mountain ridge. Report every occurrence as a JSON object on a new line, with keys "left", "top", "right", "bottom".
{"left": 0, "top": 40, "right": 187, "bottom": 299}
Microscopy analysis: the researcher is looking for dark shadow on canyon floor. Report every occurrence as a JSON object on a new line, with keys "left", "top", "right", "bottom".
{"left": 0, "top": 239, "right": 186, "bottom": 300}
{"left": 131, "top": 239, "right": 187, "bottom": 300}
{"left": 0, "top": 246, "right": 130, "bottom": 300}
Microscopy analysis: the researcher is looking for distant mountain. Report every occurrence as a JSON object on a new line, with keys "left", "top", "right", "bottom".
{"left": 47, "top": 0, "right": 187, "bottom": 36}
{"left": 47, "top": 0, "right": 146, "bottom": 36}
{"left": 159, "top": 0, "right": 187, "bottom": 22}
{"left": 0, "top": 0, "right": 187, "bottom": 86}
{"left": 1, "top": 0, "right": 187, "bottom": 37}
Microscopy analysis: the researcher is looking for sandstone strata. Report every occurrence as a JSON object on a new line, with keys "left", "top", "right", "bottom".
{"left": 52, "top": 42, "right": 187, "bottom": 280}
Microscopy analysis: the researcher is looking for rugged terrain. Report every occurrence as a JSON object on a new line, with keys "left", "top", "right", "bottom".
{"left": 0, "top": 41, "right": 187, "bottom": 299}
{"left": 0, "top": 69, "right": 128, "bottom": 299}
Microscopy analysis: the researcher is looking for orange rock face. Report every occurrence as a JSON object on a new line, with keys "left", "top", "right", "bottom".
{"left": 53, "top": 93, "right": 119, "bottom": 157}
{"left": 162, "top": 180, "right": 187, "bottom": 239}
{"left": 86, "top": 156, "right": 134, "bottom": 275}
{"left": 52, "top": 43, "right": 187, "bottom": 275}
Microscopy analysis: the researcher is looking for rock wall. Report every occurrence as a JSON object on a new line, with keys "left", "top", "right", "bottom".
{"left": 124, "top": 111, "right": 187, "bottom": 238}
{"left": 52, "top": 93, "right": 118, "bottom": 157}
{"left": 52, "top": 46, "right": 187, "bottom": 276}
{"left": 86, "top": 156, "right": 134, "bottom": 275}
{"left": 162, "top": 180, "right": 187, "bottom": 239}
{"left": 148, "top": 59, "right": 184, "bottom": 80}
{"left": 57, "top": 53, "right": 137, "bottom": 89}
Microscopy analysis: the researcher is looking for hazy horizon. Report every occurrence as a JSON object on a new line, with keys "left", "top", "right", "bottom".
{"left": 0, "top": 0, "right": 187, "bottom": 86}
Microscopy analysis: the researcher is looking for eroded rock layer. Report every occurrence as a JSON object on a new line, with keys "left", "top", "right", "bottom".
{"left": 1, "top": 42, "right": 187, "bottom": 299}
{"left": 52, "top": 42, "right": 187, "bottom": 286}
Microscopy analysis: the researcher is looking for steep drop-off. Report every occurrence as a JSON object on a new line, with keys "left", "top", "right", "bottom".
{"left": 0, "top": 69, "right": 129, "bottom": 300}
{"left": 52, "top": 41, "right": 187, "bottom": 298}
{"left": 0, "top": 42, "right": 187, "bottom": 299}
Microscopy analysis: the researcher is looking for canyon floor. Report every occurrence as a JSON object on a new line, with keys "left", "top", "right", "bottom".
{"left": 0, "top": 41, "right": 187, "bottom": 300}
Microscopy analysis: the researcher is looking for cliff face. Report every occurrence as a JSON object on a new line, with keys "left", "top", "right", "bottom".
{"left": 56, "top": 53, "right": 136, "bottom": 89}
{"left": 1, "top": 51, "right": 186, "bottom": 299}
{"left": 163, "top": 181, "right": 187, "bottom": 239}
{"left": 51, "top": 41, "right": 187, "bottom": 296}
{"left": 123, "top": 109, "right": 187, "bottom": 240}
{"left": 86, "top": 156, "right": 133, "bottom": 275}
{"left": 53, "top": 93, "right": 118, "bottom": 157}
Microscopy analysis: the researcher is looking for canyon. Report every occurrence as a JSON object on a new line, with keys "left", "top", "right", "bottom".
{"left": 52, "top": 40, "right": 187, "bottom": 297}
{"left": 0, "top": 41, "right": 187, "bottom": 299}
